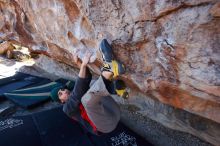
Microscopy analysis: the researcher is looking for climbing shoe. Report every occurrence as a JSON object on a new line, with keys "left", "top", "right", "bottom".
{"left": 101, "top": 60, "right": 125, "bottom": 78}
{"left": 99, "top": 39, "right": 114, "bottom": 62}
{"left": 114, "top": 80, "right": 129, "bottom": 99}
{"left": 100, "top": 39, "right": 125, "bottom": 78}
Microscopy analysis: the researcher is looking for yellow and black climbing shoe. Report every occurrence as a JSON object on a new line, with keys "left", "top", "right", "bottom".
{"left": 100, "top": 39, "right": 125, "bottom": 78}
{"left": 99, "top": 39, "right": 114, "bottom": 62}
{"left": 114, "top": 80, "right": 129, "bottom": 99}
{"left": 102, "top": 60, "right": 125, "bottom": 78}
{"left": 111, "top": 60, "right": 125, "bottom": 78}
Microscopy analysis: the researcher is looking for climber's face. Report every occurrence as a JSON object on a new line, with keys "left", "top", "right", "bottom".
{"left": 58, "top": 88, "right": 70, "bottom": 103}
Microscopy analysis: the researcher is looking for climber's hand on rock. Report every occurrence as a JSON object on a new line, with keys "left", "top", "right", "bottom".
{"left": 82, "top": 52, "right": 92, "bottom": 67}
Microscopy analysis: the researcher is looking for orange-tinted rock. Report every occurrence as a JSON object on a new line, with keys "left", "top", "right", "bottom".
{"left": 0, "top": 41, "right": 12, "bottom": 54}
{"left": 210, "top": 2, "right": 220, "bottom": 17}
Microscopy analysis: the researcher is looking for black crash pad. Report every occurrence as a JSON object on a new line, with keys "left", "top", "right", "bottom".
{"left": 0, "top": 107, "right": 94, "bottom": 146}
{"left": 0, "top": 72, "right": 51, "bottom": 100}
{"left": 4, "top": 81, "right": 60, "bottom": 108}
{"left": 0, "top": 107, "right": 153, "bottom": 146}
{"left": 0, "top": 72, "right": 28, "bottom": 86}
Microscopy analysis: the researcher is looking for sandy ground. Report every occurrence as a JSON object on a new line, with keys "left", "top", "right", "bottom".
{"left": 0, "top": 56, "right": 35, "bottom": 79}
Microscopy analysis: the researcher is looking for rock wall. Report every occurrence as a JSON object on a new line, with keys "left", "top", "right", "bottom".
{"left": 0, "top": 0, "right": 219, "bottom": 145}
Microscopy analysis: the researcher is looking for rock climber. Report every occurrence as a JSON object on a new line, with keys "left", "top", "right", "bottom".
{"left": 50, "top": 39, "right": 126, "bottom": 135}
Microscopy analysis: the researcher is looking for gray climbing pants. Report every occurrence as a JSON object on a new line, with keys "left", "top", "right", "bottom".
{"left": 81, "top": 76, "right": 120, "bottom": 133}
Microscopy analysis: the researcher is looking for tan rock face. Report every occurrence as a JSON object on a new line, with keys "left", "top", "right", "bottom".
{"left": 0, "top": 41, "right": 14, "bottom": 54}
{"left": 0, "top": 0, "right": 219, "bottom": 145}
{"left": 210, "top": 2, "right": 220, "bottom": 17}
